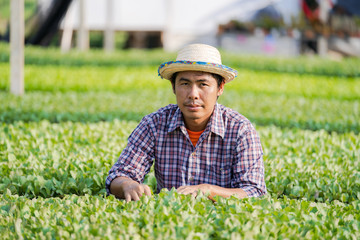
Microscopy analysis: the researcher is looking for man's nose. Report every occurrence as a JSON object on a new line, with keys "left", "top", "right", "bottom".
{"left": 188, "top": 85, "right": 199, "bottom": 99}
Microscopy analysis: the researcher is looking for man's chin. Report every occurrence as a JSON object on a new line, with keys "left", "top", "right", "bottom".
{"left": 183, "top": 112, "right": 205, "bottom": 121}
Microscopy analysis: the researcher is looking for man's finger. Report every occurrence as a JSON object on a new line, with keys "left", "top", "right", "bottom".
{"left": 143, "top": 185, "right": 152, "bottom": 196}
{"left": 177, "top": 186, "right": 186, "bottom": 191}
{"left": 135, "top": 185, "right": 145, "bottom": 197}
{"left": 177, "top": 186, "right": 194, "bottom": 195}
{"left": 177, "top": 188, "right": 185, "bottom": 194}
{"left": 191, "top": 191, "right": 198, "bottom": 198}
{"left": 176, "top": 186, "right": 188, "bottom": 193}
{"left": 125, "top": 193, "right": 132, "bottom": 203}
{"left": 177, "top": 188, "right": 189, "bottom": 195}
{"left": 131, "top": 192, "right": 140, "bottom": 201}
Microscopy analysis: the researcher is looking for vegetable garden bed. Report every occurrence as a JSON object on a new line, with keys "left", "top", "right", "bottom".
{"left": 0, "top": 43, "right": 359, "bottom": 239}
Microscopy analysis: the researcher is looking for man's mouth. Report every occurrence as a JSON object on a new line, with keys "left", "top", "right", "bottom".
{"left": 184, "top": 103, "right": 202, "bottom": 111}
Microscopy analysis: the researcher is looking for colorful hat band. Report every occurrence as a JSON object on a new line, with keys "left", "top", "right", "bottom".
{"left": 158, "top": 60, "right": 238, "bottom": 78}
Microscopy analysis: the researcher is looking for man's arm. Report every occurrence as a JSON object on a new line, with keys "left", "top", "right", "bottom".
{"left": 105, "top": 115, "right": 156, "bottom": 200}
{"left": 177, "top": 184, "right": 247, "bottom": 201}
{"left": 231, "top": 124, "right": 267, "bottom": 197}
{"left": 110, "top": 176, "right": 152, "bottom": 202}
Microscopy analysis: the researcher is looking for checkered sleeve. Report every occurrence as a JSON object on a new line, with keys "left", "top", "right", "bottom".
{"left": 105, "top": 116, "right": 155, "bottom": 195}
{"left": 231, "top": 123, "right": 267, "bottom": 197}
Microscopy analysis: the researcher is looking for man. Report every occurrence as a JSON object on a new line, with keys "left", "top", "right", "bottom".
{"left": 106, "top": 44, "right": 266, "bottom": 202}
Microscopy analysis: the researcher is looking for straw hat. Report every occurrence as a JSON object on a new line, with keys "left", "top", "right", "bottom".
{"left": 158, "top": 44, "right": 238, "bottom": 83}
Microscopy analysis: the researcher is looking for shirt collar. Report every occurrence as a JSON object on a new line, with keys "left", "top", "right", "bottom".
{"left": 207, "top": 103, "right": 225, "bottom": 138}
{"left": 167, "top": 103, "right": 225, "bottom": 139}
{"left": 167, "top": 106, "right": 185, "bottom": 133}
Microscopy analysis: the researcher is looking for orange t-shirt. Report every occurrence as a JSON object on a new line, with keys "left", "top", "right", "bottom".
{"left": 187, "top": 129, "right": 204, "bottom": 147}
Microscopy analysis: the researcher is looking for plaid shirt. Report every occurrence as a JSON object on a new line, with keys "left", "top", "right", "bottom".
{"left": 106, "top": 103, "right": 266, "bottom": 197}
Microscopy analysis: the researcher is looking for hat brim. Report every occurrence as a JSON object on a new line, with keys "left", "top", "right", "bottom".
{"left": 158, "top": 61, "right": 238, "bottom": 83}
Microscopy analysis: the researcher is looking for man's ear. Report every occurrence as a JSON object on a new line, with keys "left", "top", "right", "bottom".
{"left": 217, "top": 82, "right": 225, "bottom": 96}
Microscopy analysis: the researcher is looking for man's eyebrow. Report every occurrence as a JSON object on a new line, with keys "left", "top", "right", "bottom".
{"left": 196, "top": 79, "right": 210, "bottom": 83}
{"left": 178, "top": 78, "right": 210, "bottom": 82}
{"left": 178, "top": 77, "right": 191, "bottom": 82}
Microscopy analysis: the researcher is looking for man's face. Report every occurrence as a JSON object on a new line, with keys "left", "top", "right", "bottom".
{"left": 174, "top": 71, "right": 224, "bottom": 130}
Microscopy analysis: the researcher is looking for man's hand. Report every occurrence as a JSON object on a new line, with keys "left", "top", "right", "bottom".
{"left": 177, "top": 184, "right": 248, "bottom": 201}
{"left": 177, "top": 184, "right": 211, "bottom": 198}
{"left": 122, "top": 181, "right": 152, "bottom": 202}
{"left": 110, "top": 177, "right": 152, "bottom": 202}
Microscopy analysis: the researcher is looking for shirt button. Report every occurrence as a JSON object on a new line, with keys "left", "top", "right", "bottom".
{"left": 191, "top": 152, "right": 196, "bottom": 156}
{"left": 189, "top": 176, "right": 194, "bottom": 181}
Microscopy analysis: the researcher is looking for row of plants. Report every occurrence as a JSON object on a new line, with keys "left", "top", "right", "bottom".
{"left": 1, "top": 189, "right": 359, "bottom": 239}
{"left": 1, "top": 90, "right": 358, "bottom": 133}
{"left": 0, "top": 43, "right": 174, "bottom": 68}
{"left": 1, "top": 120, "right": 358, "bottom": 203}
{"left": 0, "top": 63, "right": 359, "bottom": 100}
{"left": 1, "top": 43, "right": 360, "bottom": 77}
{"left": 225, "top": 53, "right": 360, "bottom": 78}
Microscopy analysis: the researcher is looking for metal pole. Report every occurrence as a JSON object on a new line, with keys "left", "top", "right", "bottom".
{"left": 10, "top": 0, "right": 24, "bottom": 96}
{"left": 318, "top": 0, "right": 330, "bottom": 57}
{"left": 77, "top": 0, "right": 89, "bottom": 51}
{"left": 104, "top": 0, "right": 115, "bottom": 52}
{"left": 61, "top": 1, "right": 75, "bottom": 52}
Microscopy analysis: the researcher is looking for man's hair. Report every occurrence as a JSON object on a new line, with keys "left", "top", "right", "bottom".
{"left": 170, "top": 72, "right": 224, "bottom": 91}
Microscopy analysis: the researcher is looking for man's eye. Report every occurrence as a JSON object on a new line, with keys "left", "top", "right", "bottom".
{"left": 200, "top": 83, "right": 208, "bottom": 87}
